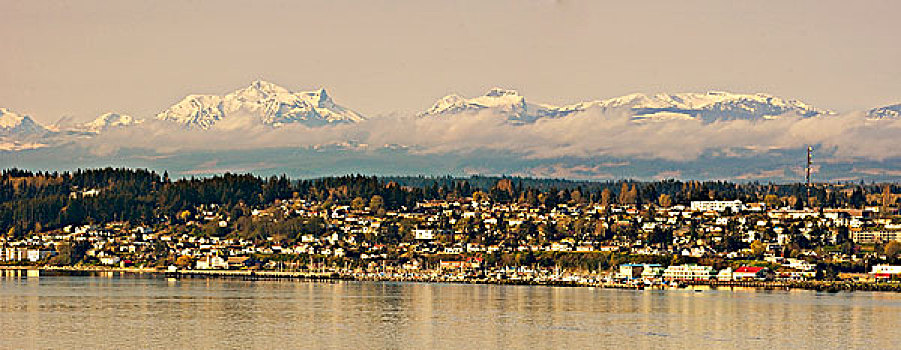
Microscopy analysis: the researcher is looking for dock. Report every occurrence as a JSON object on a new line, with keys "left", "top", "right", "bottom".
{"left": 165, "top": 269, "right": 343, "bottom": 281}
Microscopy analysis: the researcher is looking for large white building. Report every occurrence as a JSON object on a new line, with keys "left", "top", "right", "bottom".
{"left": 2, "top": 247, "right": 28, "bottom": 261}
{"left": 690, "top": 200, "right": 743, "bottom": 213}
{"left": 616, "top": 263, "right": 663, "bottom": 280}
{"left": 2, "top": 247, "right": 52, "bottom": 262}
{"left": 662, "top": 264, "right": 716, "bottom": 280}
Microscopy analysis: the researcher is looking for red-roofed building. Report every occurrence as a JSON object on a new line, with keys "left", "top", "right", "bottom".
{"left": 733, "top": 266, "right": 772, "bottom": 281}
{"left": 871, "top": 265, "right": 901, "bottom": 279}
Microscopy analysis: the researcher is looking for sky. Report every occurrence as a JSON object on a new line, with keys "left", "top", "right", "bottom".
{"left": 1, "top": 0, "right": 899, "bottom": 125}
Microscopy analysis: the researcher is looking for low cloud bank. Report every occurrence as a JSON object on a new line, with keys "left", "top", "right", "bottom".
{"left": 82, "top": 109, "right": 901, "bottom": 165}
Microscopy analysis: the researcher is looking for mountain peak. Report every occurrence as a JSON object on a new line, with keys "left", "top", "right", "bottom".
{"left": 236, "top": 80, "right": 292, "bottom": 99}
{"left": 301, "top": 88, "right": 332, "bottom": 106}
{"left": 0, "top": 108, "right": 26, "bottom": 128}
{"left": 0, "top": 108, "right": 49, "bottom": 137}
{"left": 868, "top": 103, "right": 901, "bottom": 120}
{"left": 248, "top": 79, "right": 286, "bottom": 91}
{"left": 156, "top": 82, "right": 364, "bottom": 129}
{"left": 421, "top": 88, "right": 560, "bottom": 123}
{"left": 439, "top": 94, "right": 465, "bottom": 103}
{"left": 78, "top": 113, "right": 142, "bottom": 132}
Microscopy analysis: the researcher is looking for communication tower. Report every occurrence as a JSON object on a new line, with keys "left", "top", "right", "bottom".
{"left": 806, "top": 146, "right": 813, "bottom": 205}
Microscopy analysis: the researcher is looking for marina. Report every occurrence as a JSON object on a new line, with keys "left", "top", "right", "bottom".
{"left": 5, "top": 266, "right": 901, "bottom": 293}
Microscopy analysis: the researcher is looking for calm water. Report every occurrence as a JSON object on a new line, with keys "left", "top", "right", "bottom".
{"left": 1, "top": 272, "right": 900, "bottom": 349}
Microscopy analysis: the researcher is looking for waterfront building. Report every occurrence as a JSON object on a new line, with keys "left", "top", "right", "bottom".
{"left": 641, "top": 264, "right": 664, "bottom": 280}
{"left": 2, "top": 247, "right": 28, "bottom": 262}
{"left": 26, "top": 249, "right": 54, "bottom": 262}
{"left": 227, "top": 256, "right": 255, "bottom": 269}
{"left": 733, "top": 266, "right": 772, "bottom": 280}
{"left": 99, "top": 256, "right": 120, "bottom": 265}
{"left": 616, "top": 263, "right": 664, "bottom": 281}
{"left": 662, "top": 264, "right": 716, "bottom": 281}
{"left": 196, "top": 255, "right": 228, "bottom": 270}
{"left": 871, "top": 265, "right": 901, "bottom": 278}
{"left": 616, "top": 264, "right": 644, "bottom": 280}
{"left": 717, "top": 267, "right": 734, "bottom": 281}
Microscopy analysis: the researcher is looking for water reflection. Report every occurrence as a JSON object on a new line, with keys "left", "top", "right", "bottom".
{"left": 0, "top": 274, "right": 899, "bottom": 349}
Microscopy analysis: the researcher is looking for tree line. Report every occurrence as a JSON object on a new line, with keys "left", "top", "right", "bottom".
{"left": 0, "top": 168, "right": 896, "bottom": 238}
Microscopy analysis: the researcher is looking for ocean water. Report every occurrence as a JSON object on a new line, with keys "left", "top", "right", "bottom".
{"left": 0, "top": 272, "right": 899, "bottom": 349}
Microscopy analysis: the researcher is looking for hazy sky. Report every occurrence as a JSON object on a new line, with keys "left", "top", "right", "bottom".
{"left": 2, "top": 0, "right": 899, "bottom": 124}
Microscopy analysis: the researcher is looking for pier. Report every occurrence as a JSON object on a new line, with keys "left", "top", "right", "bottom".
{"left": 165, "top": 269, "right": 342, "bottom": 281}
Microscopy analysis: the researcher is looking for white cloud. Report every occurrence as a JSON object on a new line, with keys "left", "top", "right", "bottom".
{"left": 71, "top": 108, "right": 901, "bottom": 167}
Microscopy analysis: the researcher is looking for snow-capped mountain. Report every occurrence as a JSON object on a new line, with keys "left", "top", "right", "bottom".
{"left": 156, "top": 80, "right": 365, "bottom": 129}
{"left": 867, "top": 104, "right": 901, "bottom": 120}
{"left": 0, "top": 108, "right": 49, "bottom": 137}
{"left": 76, "top": 113, "right": 142, "bottom": 133}
{"left": 420, "top": 88, "right": 576, "bottom": 123}
{"left": 588, "top": 91, "right": 829, "bottom": 122}
{"left": 420, "top": 90, "right": 829, "bottom": 123}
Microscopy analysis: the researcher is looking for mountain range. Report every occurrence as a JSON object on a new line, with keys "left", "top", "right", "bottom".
{"left": 420, "top": 88, "right": 832, "bottom": 123}
{"left": 0, "top": 80, "right": 898, "bottom": 149}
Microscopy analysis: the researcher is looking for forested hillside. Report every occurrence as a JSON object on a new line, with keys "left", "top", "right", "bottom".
{"left": 0, "top": 168, "right": 890, "bottom": 237}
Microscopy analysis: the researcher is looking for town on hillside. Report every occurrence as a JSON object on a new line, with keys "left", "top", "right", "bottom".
{"left": 2, "top": 168, "right": 901, "bottom": 288}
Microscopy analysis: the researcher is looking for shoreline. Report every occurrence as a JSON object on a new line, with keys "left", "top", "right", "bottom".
{"left": 4, "top": 266, "right": 901, "bottom": 293}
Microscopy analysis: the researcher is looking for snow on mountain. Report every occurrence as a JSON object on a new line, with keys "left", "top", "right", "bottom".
{"left": 586, "top": 91, "right": 830, "bottom": 122}
{"left": 867, "top": 104, "right": 901, "bottom": 120}
{"left": 0, "top": 108, "right": 50, "bottom": 137}
{"left": 419, "top": 88, "right": 576, "bottom": 123}
{"left": 420, "top": 90, "right": 829, "bottom": 123}
{"left": 156, "top": 80, "right": 365, "bottom": 129}
{"left": 76, "top": 113, "right": 142, "bottom": 133}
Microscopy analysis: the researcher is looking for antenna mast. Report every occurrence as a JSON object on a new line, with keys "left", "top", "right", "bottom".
{"left": 806, "top": 146, "right": 812, "bottom": 206}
